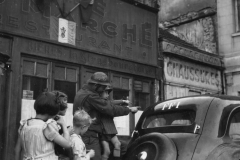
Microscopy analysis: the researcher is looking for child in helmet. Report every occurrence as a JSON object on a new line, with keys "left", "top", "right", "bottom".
{"left": 99, "top": 85, "right": 130, "bottom": 160}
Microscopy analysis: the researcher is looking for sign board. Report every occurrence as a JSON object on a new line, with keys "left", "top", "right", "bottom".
{"left": 0, "top": 0, "right": 157, "bottom": 65}
{"left": 17, "top": 38, "right": 157, "bottom": 78}
{"left": 22, "top": 90, "right": 34, "bottom": 100}
{"left": 164, "top": 56, "right": 222, "bottom": 91}
{"left": 21, "top": 99, "right": 73, "bottom": 127}
{"left": 114, "top": 115, "right": 130, "bottom": 136}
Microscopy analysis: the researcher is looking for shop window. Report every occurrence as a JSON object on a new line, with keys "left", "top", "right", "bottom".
{"left": 112, "top": 75, "right": 132, "bottom": 136}
{"left": 54, "top": 65, "right": 78, "bottom": 103}
{"left": 112, "top": 75, "right": 130, "bottom": 100}
{"left": 22, "top": 59, "right": 49, "bottom": 99}
{"left": 134, "top": 80, "right": 150, "bottom": 111}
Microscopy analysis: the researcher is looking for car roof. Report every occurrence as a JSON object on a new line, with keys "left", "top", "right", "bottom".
{"left": 150, "top": 94, "right": 240, "bottom": 109}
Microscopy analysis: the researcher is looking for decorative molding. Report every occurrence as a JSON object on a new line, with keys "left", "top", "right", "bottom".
{"left": 159, "top": 7, "right": 216, "bottom": 28}
{"left": 162, "top": 41, "right": 222, "bottom": 67}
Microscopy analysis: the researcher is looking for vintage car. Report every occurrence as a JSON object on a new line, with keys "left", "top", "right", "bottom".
{"left": 125, "top": 95, "right": 240, "bottom": 160}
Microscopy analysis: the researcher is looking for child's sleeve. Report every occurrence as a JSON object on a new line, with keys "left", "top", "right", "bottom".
{"left": 71, "top": 136, "right": 90, "bottom": 160}
{"left": 43, "top": 120, "right": 60, "bottom": 141}
{"left": 18, "top": 119, "right": 27, "bottom": 135}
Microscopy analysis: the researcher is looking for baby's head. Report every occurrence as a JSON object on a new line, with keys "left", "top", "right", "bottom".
{"left": 100, "top": 85, "right": 112, "bottom": 99}
{"left": 34, "top": 91, "right": 61, "bottom": 118}
{"left": 73, "top": 110, "right": 92, "bottom": 135}
{"left": 52, "top": 91, "right": 68, "bottom": 116}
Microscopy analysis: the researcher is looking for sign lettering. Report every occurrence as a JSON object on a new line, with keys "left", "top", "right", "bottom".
{"left": 0, "top": 0, "right": 157, "bottom": 65}
{"left": 164, "top": 57, "right": 221, "bottom": 91}
{"left": 161, "top": 102, "right": 181, "bottom": 110}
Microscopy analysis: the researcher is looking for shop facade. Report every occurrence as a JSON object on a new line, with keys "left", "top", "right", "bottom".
{"left": 0, "top": 0, "right": 160, "bottom": 159}
{"left": 159, "top": 30, "right": 224, "bottom": 100}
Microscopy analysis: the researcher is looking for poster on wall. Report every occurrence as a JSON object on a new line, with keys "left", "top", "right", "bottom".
{"left": 21, "top": 99, "right": 73, "bottom": 126}
{"left": 114, "top": 115, "right": 130, "bottom": 136}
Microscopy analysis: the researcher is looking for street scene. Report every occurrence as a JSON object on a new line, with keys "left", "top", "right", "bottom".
{"left": 0, "top": 0, "right": 240, "bottom": 160}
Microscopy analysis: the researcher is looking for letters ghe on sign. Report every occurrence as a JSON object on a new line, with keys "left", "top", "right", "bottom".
{"left": 0, "top": 0, "right": 157, "bottom": 65}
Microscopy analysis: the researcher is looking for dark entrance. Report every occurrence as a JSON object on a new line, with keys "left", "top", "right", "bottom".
{"left": 0, "top": 52, "right": 10, "bottom": 159}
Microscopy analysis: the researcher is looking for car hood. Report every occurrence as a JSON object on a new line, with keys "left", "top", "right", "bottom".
{"left": 164, "top": 133, "right": 201, "bottom": 160}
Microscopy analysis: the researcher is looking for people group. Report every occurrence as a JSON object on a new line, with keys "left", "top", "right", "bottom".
{"left": 15, "top": 72, "right": 139, "bottom": 160}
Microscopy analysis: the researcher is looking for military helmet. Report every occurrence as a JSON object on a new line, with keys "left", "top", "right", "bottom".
{"left": 87, "top": 72, "right": 110, "bottom": 86}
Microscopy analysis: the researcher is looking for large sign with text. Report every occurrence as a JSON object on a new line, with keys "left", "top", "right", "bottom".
{"left": 164, "top": 57, "right": 221, "bottom": 91}
{"left": 0, "top": 0, "right": 157, "bottom": 65}
{"left": 18, "top": 38, "right": 156, "bottom": 78}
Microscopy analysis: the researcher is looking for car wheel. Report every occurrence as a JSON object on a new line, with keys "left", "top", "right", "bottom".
{"left": 124, "top": 133, "right": 177, "bottom": 160}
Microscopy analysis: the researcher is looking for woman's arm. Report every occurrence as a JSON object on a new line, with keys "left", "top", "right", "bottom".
{"left": 14, "top": 136, "right": 22, "bottom": 160}
{"left": 44, "top": 120, "right": 72, "bottom": 148}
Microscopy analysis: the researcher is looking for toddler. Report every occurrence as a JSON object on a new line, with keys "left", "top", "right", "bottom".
{"left": 71, "top": 110, "right": 95, "bottom": 160}
{"left": 100, "top": 85, "right": 130, "bottom": 160}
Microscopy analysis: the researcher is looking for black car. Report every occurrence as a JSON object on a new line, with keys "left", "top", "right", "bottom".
{"left": 125, "top": 95, "right": 240, "bottom": 160}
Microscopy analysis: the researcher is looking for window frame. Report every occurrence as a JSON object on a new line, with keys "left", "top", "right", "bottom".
{"left": 21, "top": 57, "right": 51, "bottom": 99}
{"left": 52, "top": 63, "right": 79, "bottom": 103}
{"left": 235, "top": 0, "right": 240, "bottom": 32}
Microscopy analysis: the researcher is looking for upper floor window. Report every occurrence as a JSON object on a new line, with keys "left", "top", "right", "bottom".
{"left": 235, "top": 0, "right": 240, "bottom": 32}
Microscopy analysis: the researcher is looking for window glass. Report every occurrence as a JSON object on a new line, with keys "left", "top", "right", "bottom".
{"left": 54, "top": 80, "right": 76, "bottom": 103}
{"left": 143, "top": 110, "right": 196, "bottom": 129}
{"left": 22, "top": 76, "right": 47, "bottom": 99}
{"left": 111, "top": 74, "right": 131, "bottom": 136}
{"left": 229, "top": 111, "right": 240, "bottom": 139}
{"left": 55, "top": 66, "right": 65, "bottom": 80}
{"left": 113, "top": 75, "right": 121, "bottom": 88}
{"left": 22, "top": 59, "right": 49, "bottom": 99}
{"left": 134, "top": 92, "right": 149, "bottom": 110}
{"left": 23, "top": 60, "right": 34, "bottom": 75}
{"left": 113, "top": 89, "right": 129, "bottom": 100}
{"left": 54, "top": 65, "right": 78, "bottom": 103}
{"left": 36, "top": 62, "right": 48, "bottom": 77}
{"left": 235, "top": 0, "right": 240, "bottom": 32}
{"left": 67, "top": 68, "right": 77, "bottom": 82}
{"left": 134, "top": 80, "right": 150, "bottom": 110}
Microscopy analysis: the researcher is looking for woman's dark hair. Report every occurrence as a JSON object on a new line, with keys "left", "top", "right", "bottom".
{"left": 34, "top": 91, "right": 61, "bottom": 116}
{"left": 52, "top": 90, "right": 68, "bottom": 111}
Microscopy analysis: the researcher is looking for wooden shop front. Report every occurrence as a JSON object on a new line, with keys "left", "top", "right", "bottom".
{"left": 0, "top": 0, "right": 160, "bottom": 159}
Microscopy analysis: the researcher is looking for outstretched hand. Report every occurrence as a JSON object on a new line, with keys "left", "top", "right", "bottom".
{"left": 130, "top": 106, "right": 140, "bottom": 113}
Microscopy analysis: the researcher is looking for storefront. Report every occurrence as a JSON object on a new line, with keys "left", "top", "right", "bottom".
{"left": 159, "top": 29, "right": 224, "bottom": 99}
{"left": 0, "top": 0, "right": 160, "bottom": 159}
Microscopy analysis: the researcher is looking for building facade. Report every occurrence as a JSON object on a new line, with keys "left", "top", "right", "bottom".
{"left": 0, "top": 1, "right": 160, "bottom": 159}
{"left": 158, "top": 0, "right": 224, "bottom": 99}
{"left": 217, "top": 0, "right": 240, "bottom": 96}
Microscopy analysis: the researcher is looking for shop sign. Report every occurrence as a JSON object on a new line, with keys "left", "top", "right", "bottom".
{"left": 19, "top": 38, "right": 156, "bottom": 78}
{"left": 164, "top": 57, "right": 221, "bottom": 91}
{"left": 0, "top": 0, "right": 157, "bottom": 65}
{"left": 163, "top": 41, "right": 222, "bottom": 67}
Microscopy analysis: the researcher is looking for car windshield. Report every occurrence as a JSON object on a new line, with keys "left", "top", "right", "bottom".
{"left": 142, "top": 110, "right": 196, "bottom": 129}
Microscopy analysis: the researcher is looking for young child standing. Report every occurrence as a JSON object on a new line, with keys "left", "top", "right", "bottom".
{"left": 100, "top": 85, "right": 130, "bottom": 160}
{"left": 51, "top": 91, "right": 73, "bottom": 160}
{"left": 14, "top": 91, "right": 72, "bottom": 160}
{"left": 71, "top": 110, "right": 95, "bottom": 160}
